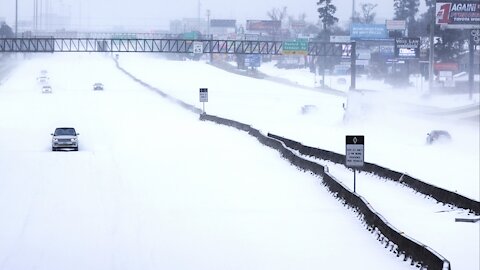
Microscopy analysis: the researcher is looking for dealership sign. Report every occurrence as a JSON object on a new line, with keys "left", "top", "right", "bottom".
{"left": 246, "top": 20, "right": 281, "bottom": 32}
{"left": 210, "top": 19, "right": 236, "bottom": 28}
{"left": 395, "top": 38, "right": 420, "bottom": 59}
{"left": 386, "top": 20, "right": 406, "bottom": 30}
{"left": 436, "top": 1, "right": 480, "bottom": 28}
{"left": 434, "top": 62, "right": 459, "bottom": 72}
{"left": 350, "top": 24, "right": 388, "bottom": 40}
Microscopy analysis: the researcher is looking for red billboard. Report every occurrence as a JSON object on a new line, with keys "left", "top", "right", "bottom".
{"left": 434, "top": 62, "right": 459, "bottom": 72}
{"left": 436, "top": 1, "right": 480, "bottom": 28}
{"left": 246, "top": 20, "right": 281, "bottom": 32}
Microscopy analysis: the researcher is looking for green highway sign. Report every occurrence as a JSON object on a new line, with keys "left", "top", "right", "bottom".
{"left": 282, "top": 39, "right": 308, "bottom": 55}
{"left": 183, "top": 32, "right": 198, "bottom": 40}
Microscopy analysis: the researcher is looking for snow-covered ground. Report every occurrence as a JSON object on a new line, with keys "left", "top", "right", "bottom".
{"left": 0, "top": 54, "right": 417, "bottom": 269}
{"left": 298, "top": 156, "right": 479, "bottom": 270}
{"left": 118, "top": 54, "right": 479, "bottom": 269}
{"left": 119, "top": 54, "right": 480, "bottom": 203}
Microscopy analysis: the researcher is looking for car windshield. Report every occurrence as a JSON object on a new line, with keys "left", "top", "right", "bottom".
{"left": 54, "top": 128, "right": 76, "bottom": 136}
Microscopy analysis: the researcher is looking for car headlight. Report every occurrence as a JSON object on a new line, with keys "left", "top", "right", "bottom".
{"left": 71, "top": 138, "right": 77, "bottom": 142}
{"left": 53, "top": 138, "right": 58, "bottom": 142}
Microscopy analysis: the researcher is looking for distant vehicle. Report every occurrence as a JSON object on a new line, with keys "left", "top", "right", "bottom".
{"left": 426, "top": 130, "right": 451, "bottom": 144}
{"left": 42, "top": 85, "right": 52, "bottom": 93}
{"left": 51, "top": 127, "right": 79, "bottom": 151}
{"left": 40, "top": 70, "right": 48, "bottom": 75}
{"left": 37, "top": 75, "right": 49, "bottom": 84}
{"left": 93, "top": 83, "right": 104, "bottom": 91}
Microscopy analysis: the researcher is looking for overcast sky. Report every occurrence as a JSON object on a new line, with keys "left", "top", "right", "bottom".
{"left": 0, "top": 0, "right": 426, "bottom": 31}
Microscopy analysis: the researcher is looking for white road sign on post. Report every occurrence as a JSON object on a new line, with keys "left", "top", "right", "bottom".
{"left": 193, "top": 41, "right": 203, "bottom": 54}
{"left": 346, "top": 135, "right": 364, "bottom": 167}
{"left": 199, "top": 88, "right": 208, "bottom": 114}
{"left": 346, "top": 135, "right": 364, "bottom": 193}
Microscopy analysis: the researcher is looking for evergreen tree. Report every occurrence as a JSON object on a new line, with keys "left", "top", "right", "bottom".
{"left": 317, "top": 0, "right": 339, "bottom": 35}
{"left": 393, "top": 0, "right": 420, "bottom": 35}
{"left": 0, "top": 23, "right": 14, "bottom": 38}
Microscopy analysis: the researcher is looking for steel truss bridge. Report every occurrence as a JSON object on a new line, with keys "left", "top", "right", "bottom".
{"left": 0, "top": 38, "right": 355, "bottom": 57}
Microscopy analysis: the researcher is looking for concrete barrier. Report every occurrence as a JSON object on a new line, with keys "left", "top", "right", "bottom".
{"left": 200, "top": 113, "right": 451, "bottom": 270}
{"left": 268, "top": 133, "right": 480, "bottom": 216}
{"left": 116, "top": 60, "right": 451, "bottom": 269}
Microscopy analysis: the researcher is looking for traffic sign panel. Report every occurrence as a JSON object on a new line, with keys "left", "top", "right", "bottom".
{"left": 282, "top": 40, "right": 308, "bottom": 55}
{"left": 346, "top": 135, "right": 364, "bottom": 167}
{"left": 199, "top": 88, "right": 208, "bottom": 102}
{"left": 193, "top": 41, "right": 203, "bottom": 54}
{"left": 245, "top": 54, "right": 261, "bottom": 67}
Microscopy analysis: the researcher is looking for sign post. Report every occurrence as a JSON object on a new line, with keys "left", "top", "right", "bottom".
{"left": 199, "top": 88, "right": 208, "bottom": 114}
{"left": 346, "top": 135, "right": 365, "bottom": 193}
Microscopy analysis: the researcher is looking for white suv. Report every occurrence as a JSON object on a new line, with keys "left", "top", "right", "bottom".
{"left": 51, "top": 127, "right": 79, "bottom": 151}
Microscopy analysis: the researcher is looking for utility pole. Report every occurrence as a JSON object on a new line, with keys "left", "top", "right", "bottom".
{"left": 197, "top": 0, "right": 201, "bottom": 32}
{"left": 206, "top": 9, "right": 210, "bottom": 36}
{"left": 428, "top": 4, "right": 435, "bottom": 95}
{"left": 15, "top": 0, "right": 18, "bottom": 37}
{"left": 39, "top": 0, "right": 42, "bottom": 31}
{"left": 33, "top": 0, "right": 35, "bottom": 31}
{"left": 351, "top": 0, "right": 356, "bottom": 22}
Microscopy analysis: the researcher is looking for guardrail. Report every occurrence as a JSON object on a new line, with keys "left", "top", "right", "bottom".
{"left": 200, "top": 114, "right": 450, "bottom": 270}
{"left": 267, "top": 133, "right": 480, "bottom": 216}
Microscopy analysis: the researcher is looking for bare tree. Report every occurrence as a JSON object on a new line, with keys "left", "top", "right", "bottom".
{"left": 360, "top": 3, "right": 378, "bottom": 24}
{"left": 267, "top": 7, "right": 288, "bottom": 22}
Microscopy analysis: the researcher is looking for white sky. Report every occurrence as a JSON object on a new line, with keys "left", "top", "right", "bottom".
{"left": 0, "top": 0, "right": 427, "bottom": 31}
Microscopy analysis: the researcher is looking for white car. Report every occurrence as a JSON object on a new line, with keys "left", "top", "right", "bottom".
{"left": 42, "top": 85, "right": 52, "bottom": 93}
{"left": 37, "top": 75, "right": 49, "bottom": 84}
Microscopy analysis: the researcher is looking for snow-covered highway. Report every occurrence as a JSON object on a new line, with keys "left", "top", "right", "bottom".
{"left": 0, "top": 54, "right": 417, "bottom": 269}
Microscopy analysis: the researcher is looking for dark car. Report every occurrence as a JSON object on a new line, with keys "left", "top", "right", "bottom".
{"left": 93, "top": 83, "right": 104, "bottom": 91}
{"left": 426, "top": 130, "right": 451, "bottom": 144}
{"left": 51, "top": 127, "right": 79, "bottom": 151}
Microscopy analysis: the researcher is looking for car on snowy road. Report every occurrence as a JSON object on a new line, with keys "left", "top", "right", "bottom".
{"left": 51, "top": 127, "right": 79, "bottom": 151}
{"left": 42, "top": 85, "right": 52, "bottom": 93}
{"left": 37, "top": 75, "right": 49, "bottom": 84}
{"left": 93, "top": 83, "right": 104, "bottom": 91}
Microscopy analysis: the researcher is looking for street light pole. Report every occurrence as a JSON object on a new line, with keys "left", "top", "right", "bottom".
{"left": 15, "top": 0, "right": 18, "bottom": 37}
{"left": 351, "top": 0, "right": 356, "bottom": 21}
{"left": 428, "top": 3, "right": 435, "bottom": 95}
{"left": 206, "top": 9, "right": 210, "bottom": 36}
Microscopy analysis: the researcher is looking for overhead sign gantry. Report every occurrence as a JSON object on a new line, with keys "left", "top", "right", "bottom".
{"left": 0, "top": 37, "right": 357, "bottom": 89}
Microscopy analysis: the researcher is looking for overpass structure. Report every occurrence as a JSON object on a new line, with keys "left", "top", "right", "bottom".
{"left": 0, "top": 38, "right": 353, "bottom": 55}
{"left": 0, "top": 37, "right": 357, "bottom": 88}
